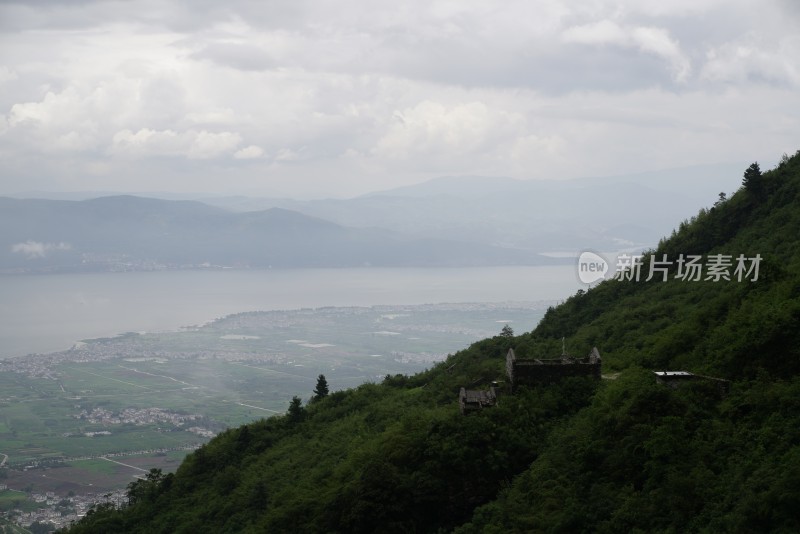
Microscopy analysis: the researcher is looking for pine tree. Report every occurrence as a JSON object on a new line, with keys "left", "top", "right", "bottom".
{"left": 287, "top": 396, "right": 304, "bottom": 423}
{"left": 742, "top": 162, "right": 763, "bottom": 197}
{"left": 500, "top": 324, "right": 514, "bottom": 337}
{"left": 313, "top": 374, "right": 329, "bottom": 400}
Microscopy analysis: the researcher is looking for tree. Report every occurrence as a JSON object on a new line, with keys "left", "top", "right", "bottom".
{"left": 127, "top": 468, "right": 167, "bottom": 505}
{"left": 287, "top": 396, "right": 304, "bottom": 423}
{"left": 500, "top": 324, "right": 514, "bottom": 338}
{"left": 313, "top": 374, "right": 329, "bottom": 401}
{"left": 742, "top": 162, "right": 763, "bottom": 197}
{"left": 28, "top": 522, "right": 54, "bottom": 534}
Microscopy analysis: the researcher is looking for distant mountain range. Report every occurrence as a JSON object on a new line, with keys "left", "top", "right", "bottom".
{"left": 199, "top": 163, "right": 745, "bottom": 254}
{"left": 0, "top": 196, "right": 554, "bottom": 273}
{"left": 1, "top": 163, "right": 746, "bottom": 272}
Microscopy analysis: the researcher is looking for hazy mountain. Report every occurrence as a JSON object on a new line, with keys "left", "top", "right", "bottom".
{"left": 201, "top": 163, "right": 746, "bottom": 253}
{"left": 364, "top": 162, "right": 746, "bottom": 199}
{"left": 0, "top": 196, "right": 555, "bottom": 273}
{"left": 5, "top": 163, "right": 749, "bottom": 273}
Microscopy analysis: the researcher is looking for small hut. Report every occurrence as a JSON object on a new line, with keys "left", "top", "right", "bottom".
{"left": 459, "top": 386, "right": 499, "bottom": 415}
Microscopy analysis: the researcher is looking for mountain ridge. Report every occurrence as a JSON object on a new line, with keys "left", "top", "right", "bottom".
{"left": 199, "top": 165, "right": 743, "bottom": 254}
{"left": 0, "top": 195, "right": 556, "bottom": 272}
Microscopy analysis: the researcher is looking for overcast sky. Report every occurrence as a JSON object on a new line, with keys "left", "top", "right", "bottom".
{"left": 0, "top": 0, "right": 798, "bottom": 198}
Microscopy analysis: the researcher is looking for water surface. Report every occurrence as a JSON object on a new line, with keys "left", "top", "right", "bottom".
{"left": 0, "top": 266, "right": 580, "bottom": 358}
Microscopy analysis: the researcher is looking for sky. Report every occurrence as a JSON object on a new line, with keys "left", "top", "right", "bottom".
{"left": 0, "top": 0, "right": 798, "bottom": 199}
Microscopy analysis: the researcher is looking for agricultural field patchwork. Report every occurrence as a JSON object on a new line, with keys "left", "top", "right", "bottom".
{"left": 0, "top": 302, "right": 548, "bottom": 498}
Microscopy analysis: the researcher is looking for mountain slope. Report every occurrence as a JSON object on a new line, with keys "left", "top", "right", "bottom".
{"left": 63, "top": 151, "right": 800, "bottom": 533}
{"left": 458, "top": 153, "right": 800, "bottom": 532}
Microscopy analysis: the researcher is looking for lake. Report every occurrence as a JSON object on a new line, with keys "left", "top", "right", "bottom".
{"left": 0, "top": 266, "right": 581, "bottom": 358}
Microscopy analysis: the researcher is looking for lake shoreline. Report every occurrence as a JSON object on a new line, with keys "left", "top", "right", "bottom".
{"left": 0, "top": 266, "right": 580, "bottom": 359}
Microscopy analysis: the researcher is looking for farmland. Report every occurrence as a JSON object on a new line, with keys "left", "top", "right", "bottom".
{"left": 0, "top": 301, "right": 549, "bottom": 500}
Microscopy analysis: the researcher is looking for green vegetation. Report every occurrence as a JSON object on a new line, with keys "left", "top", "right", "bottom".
{"left": 64, "top": 152, "right": 800, "bottom": 532}
{"left": 1, "top": 304, "right": 542, "bottom": 472}
{"left": 67, "top": 459, "right": 121, "bottom": 476}
{"left": 312, "top": 374, "right": 329, "bottom": 401}
{"left": 0, "top": 490, "right": 39, "bottom": 513}
{"left": 0, "top": 516, "right": 33, "bottom": 534}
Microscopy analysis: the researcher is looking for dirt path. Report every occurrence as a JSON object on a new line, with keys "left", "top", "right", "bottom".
{"left": 101, "top": 456, "right": 148, "bottom": 472}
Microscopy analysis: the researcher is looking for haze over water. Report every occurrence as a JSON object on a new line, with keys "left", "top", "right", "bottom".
{"left": 0, "top": 265, "right": 580, "bottom": 359}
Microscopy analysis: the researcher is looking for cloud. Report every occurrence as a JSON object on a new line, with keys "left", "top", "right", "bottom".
{"left": 11, "top": 241, "right": 71, "bottom": 259}
{"left": 631, "top": 28, "right": 692, "bottom": 82}
{"left": 561, "top": 20, "right": 630, "bottom": 46}
{"left": 110, "top": 128, "right": 242, "bottom": 159}
{"left": 187, "top": 130, "right": 243, "bottom": 159}
{"left": 702, "top": 34, "right": 800, "bottom": 87}
{"left": 563, "top": 21, "right": 691, "bottom": 83}
{"left": 190, "top": 42, "right": 277, "bottom": 71}
{"left": 234, "top": 145, "right": 265, "bottom": 159}
{"left": 372, "top": 100, "right": 525, "bottom": 161}
{"left": 0, "top": 0, "right": 798, "bottom": 197}
{"left": 274, "top": 147, "right": 303, "bottom": 162}
{"left": 5, "top": 87, "right": 103, "bottom": 152}
{"left": 0, "top": 66, "right": 18, "bottom": 84}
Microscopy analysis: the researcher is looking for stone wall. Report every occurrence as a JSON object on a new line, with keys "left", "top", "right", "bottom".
{"left": 506, "top": 347, "right": 601, "bottom": 392}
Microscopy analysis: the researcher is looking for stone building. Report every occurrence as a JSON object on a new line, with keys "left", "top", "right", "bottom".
{"left": 653, "top": 371, "right": 695, "bottom": 387}
{"left": 654, "top": 370, "right": 730, "bottom": 394}
{"left": 506, "top": 347, "right": 601, "bottom": 392}
{"left": 458, "top": 386, "right": 499, "bottom": 415}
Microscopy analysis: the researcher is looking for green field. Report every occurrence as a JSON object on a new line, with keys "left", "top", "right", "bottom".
{"left": 0, "top": 490, "right": 40, "bottom": 513}
{"left": 67, "top": 458, "right": 118, "bottom": 475}
{"left": 0, "top": 302, "right": 548, "bottom": 496}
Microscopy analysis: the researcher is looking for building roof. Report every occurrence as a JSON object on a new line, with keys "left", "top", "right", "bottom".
{"left": 462, "top": 389, "right": 493, "bottom": 403}
{"left": 459, "top": 387, "right": 498, "bottom": 413}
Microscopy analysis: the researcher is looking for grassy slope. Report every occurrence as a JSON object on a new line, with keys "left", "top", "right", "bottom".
{"left": 64, "top": 152, "right": 800, "bottom": 533}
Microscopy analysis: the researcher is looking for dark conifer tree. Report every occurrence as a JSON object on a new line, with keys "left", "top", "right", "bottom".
{"left": 313, "top": 374, "right": 329, "bottom": 400}
{"left": 287, "top": 396, "right": 304, "bottom": 423}
{"left": 742, "top": 162, "right": 763, "bottom": 197}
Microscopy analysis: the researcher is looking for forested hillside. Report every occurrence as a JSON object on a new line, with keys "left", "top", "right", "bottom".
{"left": 64, "top": 151, "right": 800, "bottom": 533}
